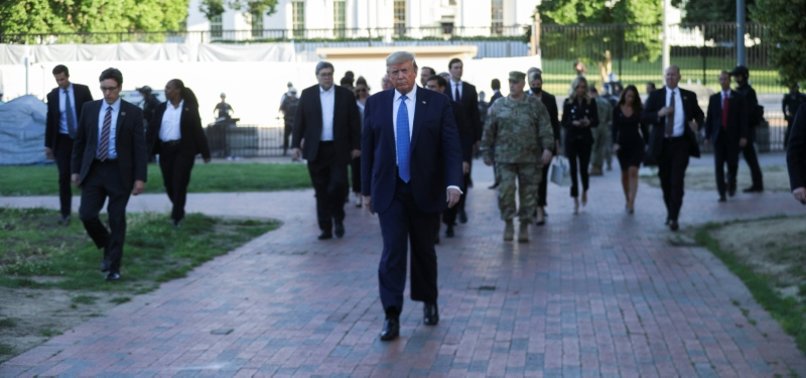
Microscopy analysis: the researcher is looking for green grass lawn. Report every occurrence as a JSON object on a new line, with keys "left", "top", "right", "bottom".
{"left": 0, "top": 162, "right": 311, "bottom": 196}
{"left": 0, "top": 207, "right": 278, "bottom": 292}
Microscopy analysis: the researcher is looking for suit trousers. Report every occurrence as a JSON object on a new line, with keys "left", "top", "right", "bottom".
{"left": 442, "top": 171, "right": 469, "bottom": 225}
{"left": 158, "top": 142, "right": 196, "bottom": 222}
{"left": 658, "top": 137, "right": 690, "bottom": 222}
{"left": 79, "top": 160, "right": 131, "bottom": 273}
{"left": 306, "top": 142, "right": 347, "bottom": 232}
{"left": 741, "top": 136, "right": 764, "bottom": 188}
{"left": 378, "top": 178, "right": 439, "bottom": 314}
{"left": 55, "top": 133, "right": 74, "bottom": 217}
{"left": 713, "top": 138, "right": 739, "bottom": 197}
{"left": 350, "top": 156, "right": 361, "bottom": 194}
{"left": 566, "top": 137, "right": 592, "bottom": 198}
{"left": 537, "top": 161, "right": 550, "bottom": 207}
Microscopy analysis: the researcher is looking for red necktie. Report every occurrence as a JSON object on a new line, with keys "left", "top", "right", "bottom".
{"left": 721, "top": 93, "right": 729, "bottom": 130}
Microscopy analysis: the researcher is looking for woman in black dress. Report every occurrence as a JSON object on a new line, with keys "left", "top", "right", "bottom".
{"left": 612, "top": 85, "right": 648, "bottom": 213}
{"left": 562, "top": 76, "right": 598, "bottom": 214}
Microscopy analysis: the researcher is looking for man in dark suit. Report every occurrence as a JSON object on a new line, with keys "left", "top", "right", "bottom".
{"left": 425, "top": 74, "right": 471, "bottom": 239}
{"left": 731, "top": 65, "right": 765, "bottom": 192}
{"left": 786, "top": 105, "right": 806, "bottom": 204}
{"left": 45, "top": 64, "right": 93, "bottom": 225}
{"left": 527, "top": 68, "right": 560, "bottom": 225}
{"left": 444, "top": 58, "right": 480, "bottom": 224}
{"left": 704, "top": 70, "right": 748, "bottom": 202}
{"left": 642, "top": 65, "right": 704, "bottom": 231}
{"left": 361, "top": 51, "right": 463, "bottom": 341}
{"left": 292, "top": 61, "right": 361, "bottom": 240}
{"left": 489, "top": 78, "right": 503, "bottom": 105}
{"left": 71, "top": 68, "right": 147, "bottom": 281}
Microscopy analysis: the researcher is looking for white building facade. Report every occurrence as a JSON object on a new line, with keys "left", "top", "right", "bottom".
{"left": 187, "top": 0, "right": 541, "bottom": 40}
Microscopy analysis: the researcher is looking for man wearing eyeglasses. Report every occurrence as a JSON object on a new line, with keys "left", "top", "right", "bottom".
{"left": 292, "top": 61, "right": 361, "bottom": 240}
{"left": 45, "top": 64, "right": 93, "bottom": 226}
{"left": 71, "top": 67, "right": 147, "bottom": 281}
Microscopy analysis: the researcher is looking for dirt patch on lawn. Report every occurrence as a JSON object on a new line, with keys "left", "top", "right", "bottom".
{"left": 0, "top": 286, "right": 122, "bottom": 363}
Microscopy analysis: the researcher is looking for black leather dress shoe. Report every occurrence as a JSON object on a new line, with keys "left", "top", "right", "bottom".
{"left": 105, "top": 272, "right": 121, "bottom": 281}
{"left": 669, "top": 220, "right": 679, "bottom": 231}
{"left": 718, "top": 195, "right": 726, "bottom": 202}
{"left": 379, "top": 318, "right": 400, "bottom": 341}
{"left": 334, "top": 222, "right": 345, "bottom": 238}
{"left": 458, "top": 211, "right": 468, "bottom": 224}
{"left": 423, "top": 302, "right": 439, "bottom": 326}
{"left": 445, "top": 225, "right": 454, "bottom": 238}
{"left": 58, "top": 215, "right": 70, "bottom": 226}
{"left": 743, "top": 186, "right": 764, "bottom": 193}
{"left": 318, "top": 232, "right": 333, "bottom": 240}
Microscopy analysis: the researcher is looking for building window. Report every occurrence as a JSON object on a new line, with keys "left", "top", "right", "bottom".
{"left": 491, "top": 0, "right": 503, "bottom": 36}
{"left": 334, "top": 0, "right": 346, "bottom": 38}
{"left": 251, "top": 10, "right": 264, "bottom": 38}
{"left": 210, "top": 14, "right": 223, "bottom": 39}
{"left": 292, "top": 0, "right": 305, "bottom": 38}
{"left": 393, "top": 0, "right": 406, "bottom": 37}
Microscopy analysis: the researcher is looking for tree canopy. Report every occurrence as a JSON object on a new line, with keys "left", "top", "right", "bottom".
{"left": 672, "top": 0, "right": 757, "bottom": 23}
{"left": 199, "top": 0, "right": 278, "bottom": 19}
{"left": 0, "top": 0, "right": 189, "bottom": 42}
{"left": 752, "top": 0, "right": 806, "bottom": 85}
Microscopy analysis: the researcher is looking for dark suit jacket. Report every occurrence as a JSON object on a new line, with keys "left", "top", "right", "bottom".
{"left": 642, "top": 87, "right": 705, "bottom": 160}
{"left": 71, "top": 100, "right": 147, "bottom": 190}
{"left": 449, "top": 99, "right": 474, "bottom": 163}
{"left": 445, "top": 81, "right": 481, "bottom": 142}
{"left": 147, "top": 101, "right": 211, "bottom": 159}
{"left": 490, "top": 91, "right": 503, "bottom": 105}
{"left": 291, "top": 84, "right": 360, "bottom": 166}
{"left": 704, "top": 90, "right": 747, "bottom": 146}
{"left": 532, "top": 91, "right": 560, "bottom": 151}
{"left": 361, "top": 87, "right": 463, "bottom": 214}
{"left": 45, "top": 83, "right": 93, "bottom": 149}
{"left": 787, "top": 105, "right": 806, "bottom": 190}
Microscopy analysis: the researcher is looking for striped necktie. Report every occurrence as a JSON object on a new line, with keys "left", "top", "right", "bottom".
{"left": 97, "top": 106, "right": 113, "bottom": 161}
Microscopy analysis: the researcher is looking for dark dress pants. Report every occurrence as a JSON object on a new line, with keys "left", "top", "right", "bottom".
{"left": 741, "top": 129, "right": 764, "bottom": 188}
{"left": 713, "top": 137, "right": 739, "bottom": 197}
{"left": 307, "top": 142, "right": 347, "bottom": 233}
{"left": 537, "top": 161, "right": 550, "bottom": 207}
{"left": 55, "top": 133, "right": 74, "bottom": 217}
{"left": 158, "top": 142, "right": 196, "bottom": 222}
{"left": 350, "top": 156, "right": 361, "bottom": 194}
{"left": 566, "top": 137, "right": 592, "bottom": 198}
{"left": 79, "top": 160, "right": 131, "bottom": 273}
{"left": 658, "top": 137, "right": 690, "bottom": 222}
{"left": 378, "top": 178, "right": 439, "bottom": 315}
{"left": 442, "top": 171, "right": 468, "bottom": 225}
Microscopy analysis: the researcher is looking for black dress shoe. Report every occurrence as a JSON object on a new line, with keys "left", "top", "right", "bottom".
{"left": 718, "top": 195, "right": 726, "bottom": 202}
{"left": 58, "top": 215, "right": 70, "bottom": 226}
{"left": 458, "top": 210, "right": 468, "bottom": 224}
{"left": 445, "top": 225, "right": 454, "bottom": 238}
{"left": 379, "top": 318, "right": 400, "bottom": 341}
{"left": 334, "top": 222, "right": 345, "bottom": 238}
{"left": 423, "top": 302, "right": 439, "bottom": 326}
{"left": 669, "top": 220, "right": 679, "bottom": 231}
{"left": 318, "top": 232, "right": 333, "bottom": 240}
{"left": 105, "top": 272, "right": 121, "bottom": 281}
{"left": 743, "top": 186, "right": 763, "bottom": 193}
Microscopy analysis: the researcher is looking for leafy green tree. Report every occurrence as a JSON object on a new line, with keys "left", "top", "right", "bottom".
{"left": 0, "top": 0, "right": 189, "bottom": 43}
{"left": 752, "top": 0, "right": 806, "bottom": 85}
{"left": 537, "top": 0, "right": 662, "bottom": 82}
{"left": 672, "top": 0, "right": 757, "bottom": 23}
{"left": 199, "top": 0, "right": 278, "bottom": 19}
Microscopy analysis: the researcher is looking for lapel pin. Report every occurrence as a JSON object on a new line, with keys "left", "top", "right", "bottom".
{"left": 121, "top": 112, "right": 126, "bottom": 116}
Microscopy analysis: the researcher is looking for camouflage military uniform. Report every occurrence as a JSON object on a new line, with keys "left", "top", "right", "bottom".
{"left": 590, "top": 96, "right": 613, "bottom": 172}
{"left": 481, "top": 95, "right": 554, "bottom": 221}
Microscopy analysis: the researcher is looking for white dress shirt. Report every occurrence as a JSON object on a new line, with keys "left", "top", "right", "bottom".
{"left": 97, "top": 98, "right": 121, "bottom": 159}
{"left": 160, "top": 100, "right": 184, "bottom": 142}
{"left": 666, "top": 87, "right": 685, "bottom": 137}
{"left": 319, "top": 86, "right": 335, "bottom": 141}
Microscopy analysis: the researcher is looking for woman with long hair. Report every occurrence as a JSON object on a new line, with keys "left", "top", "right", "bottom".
{"left": 561, "top": 76, "right": 599, "bottom": 213}
{"left": 147, "top": 79, "right": 211, "bottom": 227}
{"left": 612, "top": 85, "right": 649, "bottom": 213}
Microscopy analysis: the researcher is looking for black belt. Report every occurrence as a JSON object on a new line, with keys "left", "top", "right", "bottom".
{"left": 162, "top": 139, "right": 181, "bottom": 147}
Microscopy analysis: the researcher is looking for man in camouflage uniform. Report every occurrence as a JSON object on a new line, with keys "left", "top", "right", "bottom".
{"left": 589, "top": 85, "right": 613, "bottom": 176}
{"left": 481, "top": 71, "right": 554, "bottom": 242}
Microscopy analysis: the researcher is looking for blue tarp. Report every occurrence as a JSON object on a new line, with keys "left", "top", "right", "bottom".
{"left": 0, "top": 95, "right": 48, "bottom": 165}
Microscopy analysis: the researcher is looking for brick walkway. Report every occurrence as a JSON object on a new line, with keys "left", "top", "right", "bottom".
{"left": 1, "top": 154, "right": 805, "bottom": 376}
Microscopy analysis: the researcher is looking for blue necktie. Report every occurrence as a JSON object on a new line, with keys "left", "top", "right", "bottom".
{"left": 64, "top": 89, "right": 76, "bottom": 139}
{"left": 396, "top": 95, "right": 410, "bottom": 183}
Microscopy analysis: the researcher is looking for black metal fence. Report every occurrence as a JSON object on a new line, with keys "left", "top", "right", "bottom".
{"left": 207, "top": 111, "right": 790, "bottom": 158}
{"left": 538, "top": 23, "right": 783, "bottom": 95}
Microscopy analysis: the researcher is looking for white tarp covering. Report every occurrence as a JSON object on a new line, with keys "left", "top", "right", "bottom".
{"left": 0, "top": 43, "right": 297, "bottom": 65}
{"left": 0, "top": 95, "right": 48, "bottom": 165}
